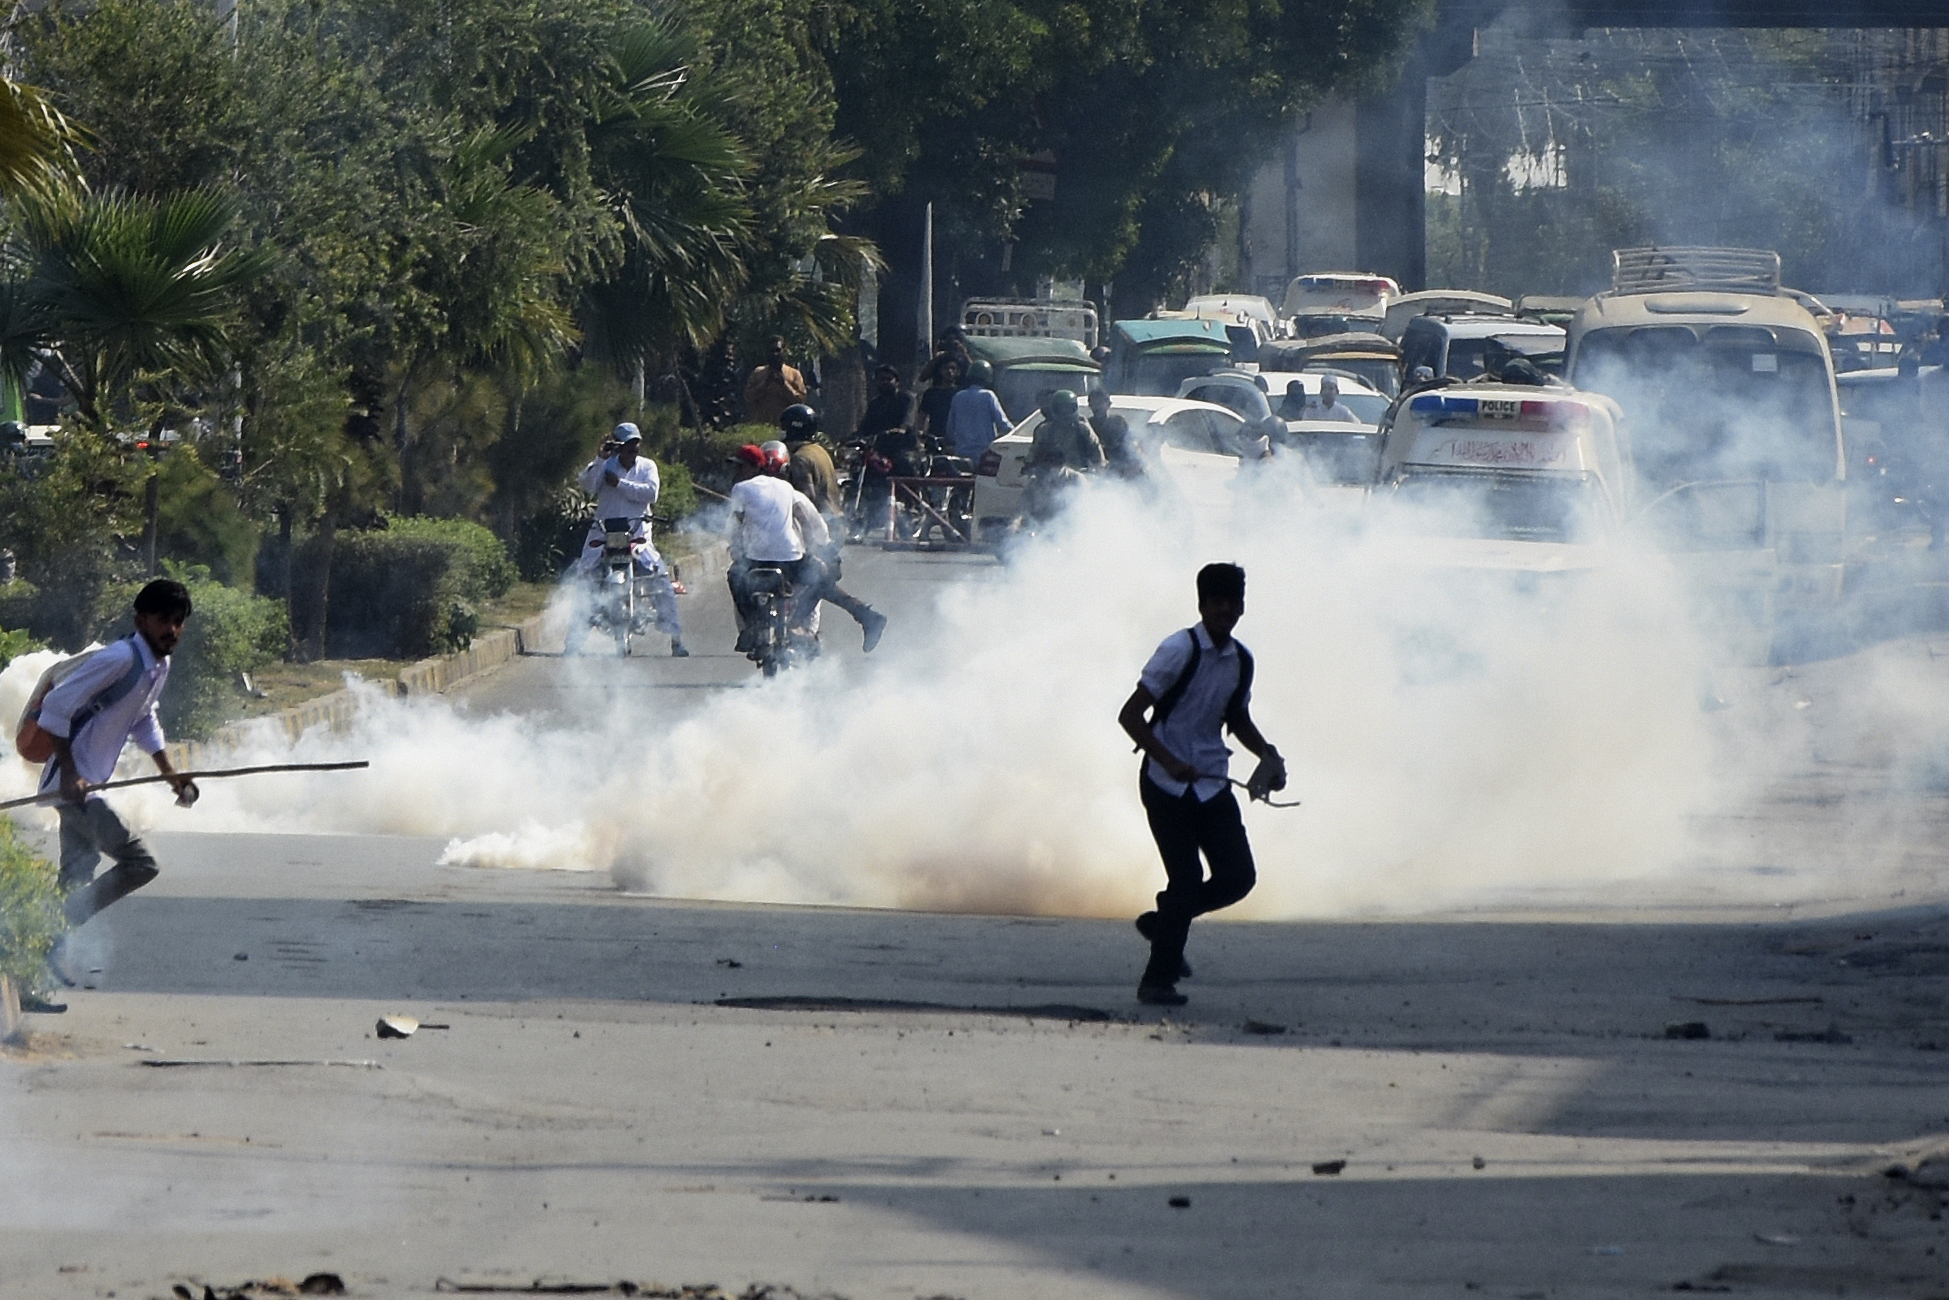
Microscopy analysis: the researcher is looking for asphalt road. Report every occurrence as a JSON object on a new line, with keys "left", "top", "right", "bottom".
{"left": 5, "top": 535, "right": 1949, "bottom": 1299}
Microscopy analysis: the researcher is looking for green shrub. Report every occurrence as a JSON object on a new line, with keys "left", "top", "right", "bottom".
{"left": 0, "top": 619, "right": 44, "bottom": 671}
{"left": 93, "top": 565, "right": 289, "bottom": 741}
{"left": 383, "top": 516, "right": 517, "bottom": 601}
{"left": 0, "top": 816, "right": 63, "bottom": 992}
{"left": 291, "top": 521, "right": 514, "bottom": 659}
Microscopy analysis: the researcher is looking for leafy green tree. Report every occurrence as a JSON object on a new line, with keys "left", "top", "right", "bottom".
{"left": 6, "top": 187, "right": 269, "bottom": 434}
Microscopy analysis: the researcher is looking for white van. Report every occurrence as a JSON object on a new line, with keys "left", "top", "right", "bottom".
{"left": 1564, "top": 247, "right": 1849, "bottom": 653}
{"left": 1282, "top": 273, "right": 1398, "bottom": 340}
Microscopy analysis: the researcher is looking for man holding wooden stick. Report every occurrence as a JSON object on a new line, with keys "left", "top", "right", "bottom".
{"left": 33, "top": 579, "right": 198, "bottom": 986}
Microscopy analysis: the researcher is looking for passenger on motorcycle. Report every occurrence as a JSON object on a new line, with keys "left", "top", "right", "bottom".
{"left": 726, "top": 443, "right": 831, "bottom": 654}
{"left": 781, "top": 405, "right": 889, "bottom": 652}
{"left": 1023, "top": 389, "right": 1105, "bottom": 522}
{"left": 571, "top": 422, "right": 686, "bottom": 656}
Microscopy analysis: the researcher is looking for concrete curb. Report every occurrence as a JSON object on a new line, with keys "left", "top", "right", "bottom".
{"left": 169, "top": 540, "right": 728, "bottom": 769}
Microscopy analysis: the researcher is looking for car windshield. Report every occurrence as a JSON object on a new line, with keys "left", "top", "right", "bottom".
{"left": 1122, "top": 352, "right": 1233, "bottom": 396}
{"left": 1384, "top": 471, "right": 1608, "bottom": 545}
{"left": 1574, "top": 325, "right": 1836, "bottom": 482}
{"left": 1446, "top": 334, "right": 1562, "bottom": 380}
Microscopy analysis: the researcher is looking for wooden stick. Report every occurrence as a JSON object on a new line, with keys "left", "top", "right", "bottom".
{"left": 0, "top": 760, "right": 369, "bottom": 812}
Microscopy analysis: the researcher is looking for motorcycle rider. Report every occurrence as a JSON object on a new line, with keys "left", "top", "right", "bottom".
{"left": 1023, "top": 389, "right": 1104, "bottom": 522}
{"left": 571, "top": 422, "right": 686, "bottom": 656}
{"left": 780, "top": 405, "right": 888, "bottom": 652}
{"left": 726, "top": 443, "right": 831, "bottom": 656}
{"left": 1088, "top": 388, "right": 1144, "bottom": 479}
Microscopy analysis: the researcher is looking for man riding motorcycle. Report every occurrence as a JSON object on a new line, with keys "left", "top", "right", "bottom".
{"left": 570, "top": 422, "right": 686, "bottom": 656}
{"left": 1022, "top": 389, "right": 1105, "bottom": 523}
{"left": 726, "top": 442, "right": 831, "bottom": 656}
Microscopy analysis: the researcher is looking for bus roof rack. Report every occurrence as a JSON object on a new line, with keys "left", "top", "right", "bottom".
{"left": 1611, "top": 247, "right": 1781, "bottom": 296}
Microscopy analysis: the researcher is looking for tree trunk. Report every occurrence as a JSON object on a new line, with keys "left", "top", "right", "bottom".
{"left": 823, "top": 346, "right": 867, "bottom": 443}
{"left": 303, "top": 506, "right": 337, "bottom": 663}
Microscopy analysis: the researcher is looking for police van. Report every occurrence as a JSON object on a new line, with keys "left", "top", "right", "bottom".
{"left": 1375, "top": 380, "right": 1631, "bottom": 571}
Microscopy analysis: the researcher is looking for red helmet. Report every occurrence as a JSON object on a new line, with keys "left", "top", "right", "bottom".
{"left": 731, "top": 443, "right": 768, "bottom": 469}
{"left": 760, "top": 439, "right": 790, "bottom": 473}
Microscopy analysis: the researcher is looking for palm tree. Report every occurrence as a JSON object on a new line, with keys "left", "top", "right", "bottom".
{"left": 0, "top": 78, "right": 87, "bottom": 204}
{"left": 9, "top": 187, "right": 270, "bottom": 432}
{"left": 576, "top": 20, "right": 752, "bottom": 388}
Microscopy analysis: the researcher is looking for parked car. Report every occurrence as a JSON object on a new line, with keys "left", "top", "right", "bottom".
{"left": 1179, "top": 369, "right": 1389, "bottom": 427}
{"left": 971, "top": 395, "right": 1254, "bottom": 538}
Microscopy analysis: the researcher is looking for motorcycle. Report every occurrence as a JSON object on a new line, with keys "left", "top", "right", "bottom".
{"left": 569, "top": 516, "right": 655, "bottom": 656}
{"left": 742, "top": 562, "right": 817, "bottom": 677}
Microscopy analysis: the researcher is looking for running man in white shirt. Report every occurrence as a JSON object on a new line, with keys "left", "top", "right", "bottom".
{"left": 31, "top": 579, "right": 199, "bottom": 1009}
{"left": 570, "top": 422, "right": 686, "bottom": 656}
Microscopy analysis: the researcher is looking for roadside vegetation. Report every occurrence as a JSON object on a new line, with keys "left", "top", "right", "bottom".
{"left": 0, "top": 0, "right": 1430, "bottom": 737}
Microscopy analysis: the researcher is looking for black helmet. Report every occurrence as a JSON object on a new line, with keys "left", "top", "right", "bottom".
{"left": 1046, "top": 389, "right": 1078, "bottom": 417}
{"left": 779, "top": 403, "right": 819, "bottom": 440}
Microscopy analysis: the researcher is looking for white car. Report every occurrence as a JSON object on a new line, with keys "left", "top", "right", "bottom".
{"left": 1180, "top": 370, "right": 1389, "bottom": 426}
{"left": 971, "top": 395, "right": 1258, "bottom": 538}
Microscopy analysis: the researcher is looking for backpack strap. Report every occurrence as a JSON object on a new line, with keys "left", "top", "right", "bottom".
{"left": 1223, "top": 643, "right": 1254, "bottom": 732}
{"left": 65, "top": 636, "right": 146, "bottom": 738}
{"left": 1134, "top": 629, "right": 1201, "bottom": 754}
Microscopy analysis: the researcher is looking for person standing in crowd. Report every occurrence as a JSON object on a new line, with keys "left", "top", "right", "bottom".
{"left": 919, "top": 325, "right": 972, "bottom": 388}
{"left": 744, "top": 335, "right": 809, "bottom": 427}
{"left": 945, "top": 360, "right": 1013, "bottom": 462}
{"left": 917, "top": 358, "right": 961, "bottom": 445}
{"left": 1116, "top": 563, "right": 1285, "bottom": 1007}
{"left": 571, "top": 422, "right": 686, "bottom": 656}
{"left": 29, "top": 579, "right": 201, "bottom": 1012}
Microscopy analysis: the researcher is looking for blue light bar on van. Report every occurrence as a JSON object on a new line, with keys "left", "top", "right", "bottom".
{"left": 1409, "top": 393, "right": 1477, "bottom": 416}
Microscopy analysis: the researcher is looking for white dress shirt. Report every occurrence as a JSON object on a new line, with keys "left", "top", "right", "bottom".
{"left": 1138, "top": 623, "right": 1250, "bottom": 802}
{"left": 36, "top": 635, "right": 169, "bottom": 799}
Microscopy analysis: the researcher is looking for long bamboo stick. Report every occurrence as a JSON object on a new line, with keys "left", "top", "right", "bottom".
{"left": 0, "top": 761, "right": 369, "bottom": 812}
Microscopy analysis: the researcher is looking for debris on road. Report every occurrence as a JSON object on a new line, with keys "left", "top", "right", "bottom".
{"left": 1311, "top": 1159, "right": 1346, "bottom": 1175}
{"left": 1241, "top": 1018, "right": 1286, "bottom": 1035}
{"left": 140, "top": 1059, "right": 380, "bottom": 1069}
{"left": 1664, "top": 1021, "right": 1711, "bottom": 1039}
{"left": 170, "top": 1273, "right": 345, "bottom": 1298}
{"left": 378, "top": 1014, "right": 418, "bottom": 1038}
{"left": 1168, "top": 1195, "right": 1191, "bottom": 1208}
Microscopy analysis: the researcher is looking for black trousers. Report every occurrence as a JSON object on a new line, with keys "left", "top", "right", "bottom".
{"left": 1139, "top": 774, "right": 1256, "bottom": 988}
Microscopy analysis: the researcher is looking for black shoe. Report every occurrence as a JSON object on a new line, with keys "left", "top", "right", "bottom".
{"left": 860, "top": 609, "right": 887, "bottom": 653}
{"left": 1136, "top": 983, "right": 1187, "bottom": 1007}
{"left": 20, "top": 992, "right": 67, "bottom": 1014}
{"left": 670, "top": 639, "right": 690, "bottom": 657}
{"left": 1133, "top": 912, "right": 1192, "bottom": 979}
{"left": 734, "top": 631, "right": 754, "bottom": 654}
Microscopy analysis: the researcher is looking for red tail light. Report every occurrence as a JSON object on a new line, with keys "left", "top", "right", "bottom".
{"left": 976, "top": 450, "right": 1001, "bottom": 477}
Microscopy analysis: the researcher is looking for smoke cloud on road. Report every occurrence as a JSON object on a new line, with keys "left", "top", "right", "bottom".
{"left": 2, "top": 457, "right": 1853, "bottom": 919}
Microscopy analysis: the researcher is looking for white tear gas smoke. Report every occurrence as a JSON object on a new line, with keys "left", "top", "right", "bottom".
{"left": 0, "top": 447, "right": 1910, "bottom": 918}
